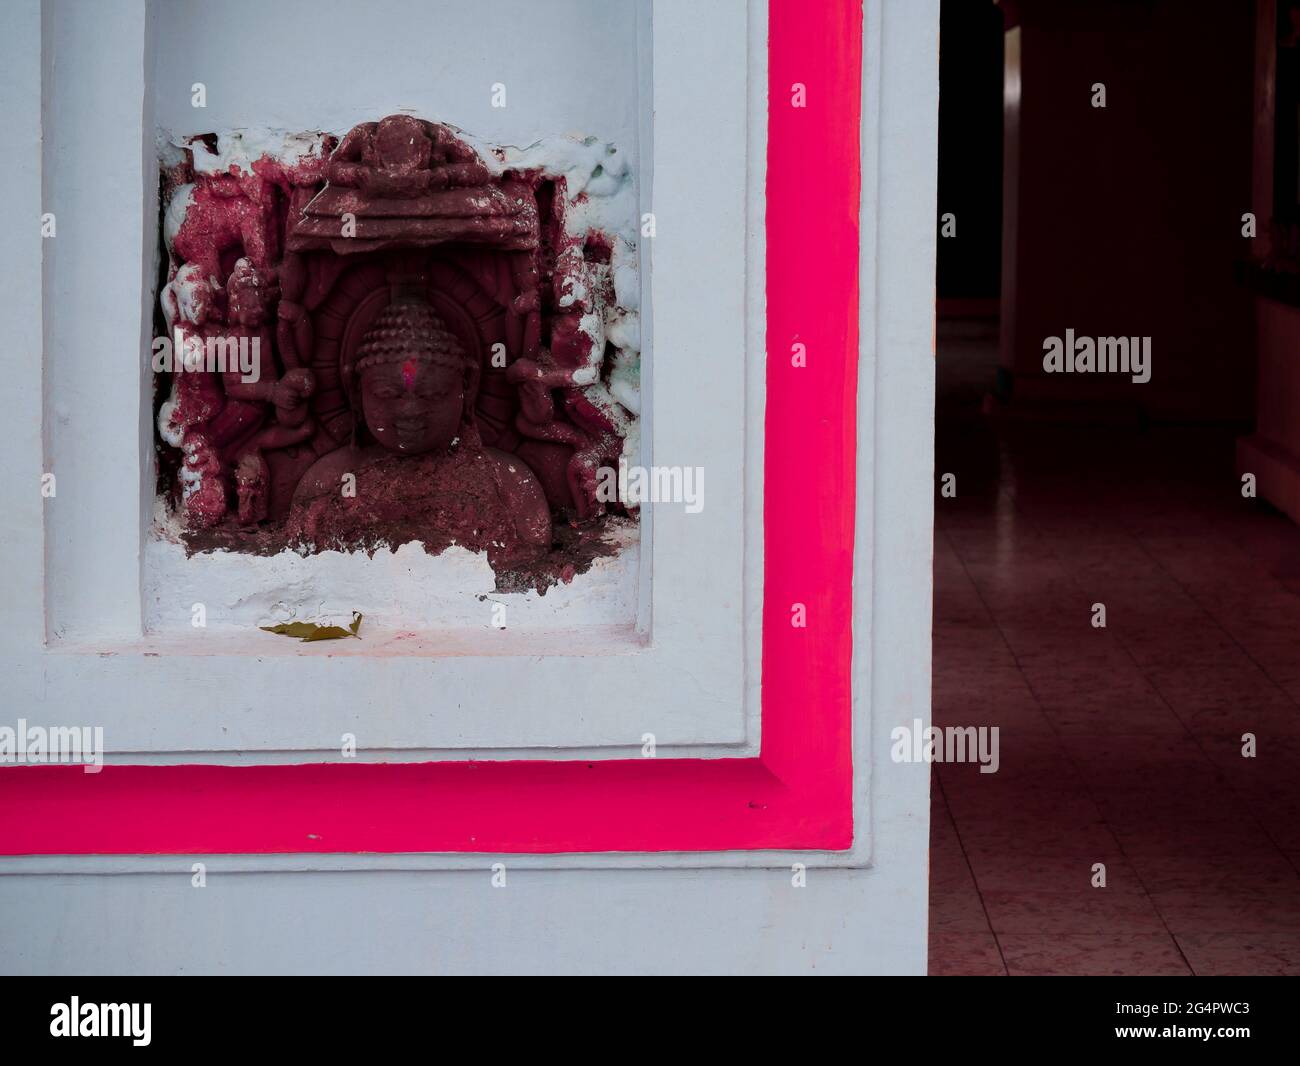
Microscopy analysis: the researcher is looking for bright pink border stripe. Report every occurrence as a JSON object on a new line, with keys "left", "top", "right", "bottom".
{"left": 0, "top": 0, "right": 863, "bottom": 855}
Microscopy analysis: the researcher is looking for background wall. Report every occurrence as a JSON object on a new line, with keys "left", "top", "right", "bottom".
{"left": 937, "top": 0, "right": 1004, "bottom": 304}
{"left": 1000, "top": 0, "right": 1256, "bottom": 420}
{"left": 1236, "top": 0, "right": 1300, "bottom": 524}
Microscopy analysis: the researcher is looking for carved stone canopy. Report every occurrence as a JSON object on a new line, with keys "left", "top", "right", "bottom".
{"left": 286, "top": 115, "right": 539, "bottom": 254}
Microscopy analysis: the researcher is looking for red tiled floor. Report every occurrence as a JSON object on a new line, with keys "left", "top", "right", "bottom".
{"left": 928, "top": 323, "right": 1300, "bottom": 975}
{"left": 1174, "top": 933, "right": 1300, "bottom": 976}
{"left": 929, "top": 932, "right": 1007, "bottom": 976}
{"left": 998, "top": 934, "right": 1193, "bottom": 976}
{"left": 980, "top": 889, "right": 1168, "bottom": 936}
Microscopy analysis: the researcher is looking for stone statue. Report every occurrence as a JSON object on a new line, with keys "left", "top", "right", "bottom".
{"left": 156, "top": 115, "right": 639, "bottom": 580}
{"left": 286, "top": 290, "right": 551, "bottom": 567}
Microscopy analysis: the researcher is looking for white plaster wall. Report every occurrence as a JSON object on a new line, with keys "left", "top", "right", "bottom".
{"left": 0, "top": 0, "right": 44, "bottom": 654}
{"left": 42, "top": 0, "right": 156, "bottom": 643}
{"left": 152, "top": 0, "right": 644, "bottom": 149}
{"left": 33, "top": 0, "right": 759, "bottom": 760}
{"left": 0, "top": 865, "right": 926, "bottom": 976}
{"left": 146, "top": 0, "right": 652, "bottom": 639}
{"left": 0, "top": 0, "right": 938, "bottom": 975}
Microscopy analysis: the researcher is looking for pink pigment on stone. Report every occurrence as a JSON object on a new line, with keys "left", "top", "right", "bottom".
{"left": 156, "top": 115, "right": 641, "bottom": 572}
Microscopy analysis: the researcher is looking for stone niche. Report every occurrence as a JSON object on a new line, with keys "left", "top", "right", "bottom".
{"left": 150, "top": 114, "right": 642, "bottom": 633}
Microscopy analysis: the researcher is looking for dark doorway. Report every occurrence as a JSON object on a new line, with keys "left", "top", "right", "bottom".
{"left": 931, "top": 0, "right": 1300, "bottom": 977}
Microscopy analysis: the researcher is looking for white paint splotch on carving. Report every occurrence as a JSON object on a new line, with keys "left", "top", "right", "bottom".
{"left": 479, "top": 133, "right": 643, "bottom": 451}
{"left": 144, "top": 510, "right": 639, "bottom": 634}
{"left": 184, "top": 129, "right": 331, "bottom": 178}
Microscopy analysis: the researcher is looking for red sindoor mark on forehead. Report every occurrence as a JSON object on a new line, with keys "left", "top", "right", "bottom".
{"left": 401, "top": 358, "right": 418, "bottom": 390}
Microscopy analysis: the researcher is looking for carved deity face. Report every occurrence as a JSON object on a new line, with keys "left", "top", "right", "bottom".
{"left": 359, "top": 357, "right": 463, "bottom": 455}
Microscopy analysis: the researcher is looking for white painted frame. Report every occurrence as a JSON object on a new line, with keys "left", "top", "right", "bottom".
{"left": 20, "top": 0, "right": 768, "bottom": 762}
{"left": 2, "top": 2, "right": 938, "bottom": 978}
{"left": 1, "top": 0, "right": 935, "bottom": 944}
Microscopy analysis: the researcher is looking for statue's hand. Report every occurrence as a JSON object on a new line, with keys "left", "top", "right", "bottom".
{"left": 273, "top": 368, "right": 316, "bottom": 411}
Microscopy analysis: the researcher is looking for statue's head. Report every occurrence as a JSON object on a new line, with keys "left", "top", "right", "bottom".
{"left": 353, "top": 298, "right": 472, "bottom": 455}
{"left": 370, "top": 114, "right": 431, "bottom": 172}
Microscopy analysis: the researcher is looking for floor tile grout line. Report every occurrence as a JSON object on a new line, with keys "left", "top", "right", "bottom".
{"left": 934, "top": 526, "right": 1011, "bottom": 957}
{"left": 1021, "top": 489, "right": 1300, "bottom": 968}
{"left": 1004, "top": 489, "right": 1213, "bottom": 974}
{"left": 941, "top": 520, "right": 1149, "bottom": 973}
{"left": 945, "top": 484, "right": 1197, "bottom": 974}
{"left": 1119, "top": 535, "right": 1300, "bottom": 881}
{"left": 1127, "top": 532, "right": 1300, "bottom": 714}
{"left": 930, "top": 728, "right": 1010, "bottom": 976}
{"left": 933, "top": 344, "right": 1300, "bottom": 971}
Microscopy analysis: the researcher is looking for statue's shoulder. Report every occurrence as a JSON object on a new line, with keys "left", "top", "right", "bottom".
{"left": 292, "top": 445, "right": 366, "bottom": 507}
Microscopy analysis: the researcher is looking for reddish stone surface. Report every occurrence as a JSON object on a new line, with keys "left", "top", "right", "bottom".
{"left": 157, "top": 116, "right": 634, "bottom": 576}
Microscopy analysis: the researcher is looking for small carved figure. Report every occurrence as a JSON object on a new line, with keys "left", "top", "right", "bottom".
{"left": 215, "top": 260, "right": 316, "bottom": 524}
